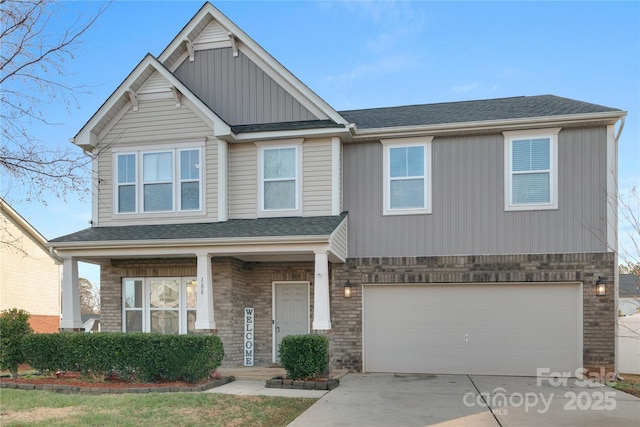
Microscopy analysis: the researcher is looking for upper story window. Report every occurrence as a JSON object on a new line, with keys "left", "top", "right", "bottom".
{"left": 258, "top": 141, "right": 302, "bottom": 216}
{"left": 382, "top": 137, "right": 433, "bottom": 215}
{"left": 503, "top": 128, "right": 560, "bottom": 211}
{"left": 114, "top": 143, "right": 203, "bottom": 215}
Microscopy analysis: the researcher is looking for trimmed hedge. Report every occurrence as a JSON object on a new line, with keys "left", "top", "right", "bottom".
{"left": 22, "top": 333, "right": 224, "bottom": 383}
{"left": 279, "top": 334, "right": 328, "bottom": 380}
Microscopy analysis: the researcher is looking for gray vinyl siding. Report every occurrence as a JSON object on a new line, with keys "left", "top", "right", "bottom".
{"left": 96, "top": 98, "right": 217, "bottom": 226}
{"left": 303, "top": 139, "right": 333, "bottom": 216}
{"left": 228, "top": 143, "right": 258, "bottom": 219}
{"left": 174, "top": 48, "right": 318, "bottom": 126}
{"left": 344, "top": 127, "right": 609, "bottom": 257}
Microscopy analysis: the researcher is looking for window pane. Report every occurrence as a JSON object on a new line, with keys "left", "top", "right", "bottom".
{"left": 181, "top": 182, "right": 199, "bottom": 210}
{"left": 118, "top": 154, "right": 136, "bottom": 183}
{"left": 264, "top": 148, "right": 295, "bottom": 179}
{"left": 512, "top": 138, "right": 550, "bottom": 172}
{"left": 143, "top": 152, "right": 173, "bottom": 181}
{"left": 150, "top": 280, "right": 180, "bottom": 308}
{"left": 264, "top": 180, "right": 295, "bottom": 209}
{"left": 118, "top": 185, "right": 136, "bottom": 213}
{"left": 187, "top": 311, "right": 197, "bottom": 334}
{"left": 144, "top": 183, "right": 172, "bottom": 211}
{"left": 180, "top": 150, "right": 200, "bottom": 180}
{"left": 389, "top": 147, "right": 407, "bottom": 178}
{"left": 125, "top": 311, "right": 143, "bottom": 332}
{"left": 186, "top": 280, "right": 197, "bottom": 309}
{"left": 513, "top": 173, "right": 550, "bottom": 204}
{"left": 390, "top": 179, "right": 425, "bottom": 209}
{"left": 407, "top": 147, "right": 424, "bottom": 176}
{"left": 151, "top": 310, "right": 179, "bottom": 334}
{"left": 124, "top": 279, "right": 143, "bottom": 308}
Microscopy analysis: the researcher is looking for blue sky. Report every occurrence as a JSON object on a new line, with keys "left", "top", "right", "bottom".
{"left": 3, "top": 1, "right": 639, "bottom": 287}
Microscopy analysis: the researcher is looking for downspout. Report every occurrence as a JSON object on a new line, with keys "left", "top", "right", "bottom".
{"left": 612, "top": 116, "right": 624, "bottom": 380}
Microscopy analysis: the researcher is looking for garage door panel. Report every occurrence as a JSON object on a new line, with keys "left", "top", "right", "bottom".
{"left": 363, "top": 284, "right": 581, "bottom": 376}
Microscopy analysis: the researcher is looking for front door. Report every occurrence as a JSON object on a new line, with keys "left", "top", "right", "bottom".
{"left": 273, "top": 282, "right": 309, "bottom": 362}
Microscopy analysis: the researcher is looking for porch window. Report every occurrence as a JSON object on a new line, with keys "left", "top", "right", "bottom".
{"left": 114, "top": 145, "right": 202, "bottom": 214}
{"left": 123, "top": 277, "right": 197, "bottom": 334}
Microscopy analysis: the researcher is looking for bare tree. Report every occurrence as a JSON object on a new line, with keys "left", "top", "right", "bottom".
{"left": 79, "top": 277, "right": 99, "bottom": 315}
{"left": 0, "top": 0, "right": 109, "bottom": 203}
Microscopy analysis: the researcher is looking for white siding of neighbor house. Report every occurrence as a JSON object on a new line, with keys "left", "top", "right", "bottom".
{"left": 303, "top": 139, "right": 333, "bottom": 216}
{"left": 228, "top": 142, "right": 258, "bottom": 219}
{"left": 96, "top": 98, "right": 217, "bottom": 226}
{"left": 344, "top": 127, "right": 609, "bottom": 257}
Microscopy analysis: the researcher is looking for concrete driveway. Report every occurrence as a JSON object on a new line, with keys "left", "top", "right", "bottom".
{"left": 287, "top": 373, "right": 640, "bottom": 427}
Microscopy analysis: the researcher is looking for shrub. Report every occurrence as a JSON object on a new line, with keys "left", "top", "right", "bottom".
{"left": 21, "top": 332, "right": 224, "bottom": 383}
{"left": 0, "top": 308, "right": 33, "bottom": 378}
{"left": 279, "top": 334, "right": 328, "bottom": 380}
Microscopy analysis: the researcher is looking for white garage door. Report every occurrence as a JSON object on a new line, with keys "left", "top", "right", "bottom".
{"left": 363, "top": 283, "right": 581, "bottom": 376}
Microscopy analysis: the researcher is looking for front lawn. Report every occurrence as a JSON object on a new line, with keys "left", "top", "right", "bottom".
{"left": 612, "top": 373, "right": 640, "bottom": 398}
{"left": 0, "top": 389, "right": 315, "bottom": 426}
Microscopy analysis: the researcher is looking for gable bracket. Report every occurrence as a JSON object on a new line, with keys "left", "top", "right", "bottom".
{"left": 228, "top": 32, "right": 239, "bottom": 57}
{"left": 184, "top": 38, "right": 195, "bottom": 62}
{"left": 170, "top": 86, "right": 182, "bottom": 108}
{"left": 126, "top": 89, "right": 138, "bottom": 112}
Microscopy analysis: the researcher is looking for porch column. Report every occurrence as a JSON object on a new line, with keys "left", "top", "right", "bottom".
{"left": 313, "top": 251, "right": 332, "bottom": 330}
{"left": 195, "top": 252, "right": 216, "bottom": 330}
{"left": 60, "top": 258, "right": 82, "bottom": 330}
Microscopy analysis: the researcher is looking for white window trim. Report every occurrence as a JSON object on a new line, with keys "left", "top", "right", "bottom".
{"left": 381, "top": 136, "right": 433, "bottom": 216}
{"left": 503, "top": 128, "right": 560, "bottom": 211}
{"left": 256, "top": 140, "right": 303, "bottom": 217}
{"left": 112, "top": 141, "right": 205, "bottom": 216}
{"left": 122, "top": 277, "right": 196, "bottom": 335}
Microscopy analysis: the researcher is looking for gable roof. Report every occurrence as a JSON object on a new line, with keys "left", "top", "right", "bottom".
{"left": 50, "top": 213, "right": 348, "bottom": 246}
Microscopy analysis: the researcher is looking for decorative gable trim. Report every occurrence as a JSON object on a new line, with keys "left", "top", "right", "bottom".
{"left": 157, "top": 2, "right": 349, "bottom": 127}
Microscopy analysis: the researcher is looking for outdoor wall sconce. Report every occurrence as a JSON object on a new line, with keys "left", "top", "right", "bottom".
{"left": 596, "top": 276, "right": 606, "bottom": 296}
{"left": 344, "top": 280, "right": 352, "bottom": 298}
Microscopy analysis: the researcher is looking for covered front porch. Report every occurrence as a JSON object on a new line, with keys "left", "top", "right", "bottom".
{"left": 48, "top": 214, "right": 348, "bottom": 366}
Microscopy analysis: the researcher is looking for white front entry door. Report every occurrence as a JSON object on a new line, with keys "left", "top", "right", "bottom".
{"left": 273, "top": 282, "right": 309, "bottom": 362}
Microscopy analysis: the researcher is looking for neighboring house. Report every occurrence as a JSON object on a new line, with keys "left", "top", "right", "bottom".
{"left": 1, "top": 198, "right": 62, "bottom": 332}
{"left": 619, "top": 274, "right": 640, "bottom": 316}
{"left": 81, "top": 314, "right": 101, "bottom": 333}
{"left": 48, "top": 3, "right": 626, "bottom": 376}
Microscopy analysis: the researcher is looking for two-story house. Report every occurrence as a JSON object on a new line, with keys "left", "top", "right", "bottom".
{"left": 49, "top": 2, "right": 625, "bottom": 376}
{"left": 1, "top": 198, "right": 62, "bottom": 333}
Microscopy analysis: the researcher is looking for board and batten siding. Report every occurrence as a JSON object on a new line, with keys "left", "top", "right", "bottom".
{"left": 303, "top": 139, "right": 333, "bottom": 216}
{"left": 96, "top": 98, "right": 217, "bottom": 226}
{"left": 344, "top": 127, "right": 609, "bottom": 257}
{"left": 174, "top": 48, "right": 318, "bottom": 126}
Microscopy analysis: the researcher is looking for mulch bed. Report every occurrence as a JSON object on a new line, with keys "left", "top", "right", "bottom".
{"left": 0, "top": 372, "right": 234, "bottom": 394}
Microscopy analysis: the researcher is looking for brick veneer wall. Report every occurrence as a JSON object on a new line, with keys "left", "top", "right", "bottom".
{"left": 100, "top": 257, "right": 316, "bottom": 368}
{"left": 330, "top": 253, "right": 616, "bottom": 374}
{"left": 29, "top": 315, "right": 60, "bottom": 333}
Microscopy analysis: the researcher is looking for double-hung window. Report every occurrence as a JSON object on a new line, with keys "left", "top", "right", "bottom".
{"left": 382, "top": 137, "right": 433, "bottom": 215}
{"left": 258, "top": 142, "right": 301, "bottom": 215}
{"left": 114, "top": 144, "right": 202, "bottom": 214}
{"left": 123, "top": 277, "right": 197, "bottom": 334}
{"left": 504, "top": 128, "right": 559, "bottom": 211}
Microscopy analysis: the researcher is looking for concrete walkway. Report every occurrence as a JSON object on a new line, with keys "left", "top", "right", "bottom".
{"left": 287, "top": 373, "right": 640, "bottom": 427}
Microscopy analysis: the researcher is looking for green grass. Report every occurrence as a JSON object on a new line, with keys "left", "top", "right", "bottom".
{"left": 612, "top": 373, "right": 640, "bottom": 398}
{"left": 0, "top": 389, "right": 316, "bottom": 426}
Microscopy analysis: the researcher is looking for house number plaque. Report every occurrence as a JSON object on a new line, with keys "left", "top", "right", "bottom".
{"left": 244, "top": 307, "right": 254, "bottom": 366}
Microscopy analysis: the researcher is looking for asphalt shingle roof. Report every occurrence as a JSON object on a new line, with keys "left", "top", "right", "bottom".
{"left": 620, "top": 274, "right": 640, "bottom": 298}
{"left": 50, "top": 213, "right": 347, "bottom": 244}
{"left": 339, "top": 95, "right": 622, "bottom": 129}
{"left": 231, "top": 119, "right": 344, "bottom": 134}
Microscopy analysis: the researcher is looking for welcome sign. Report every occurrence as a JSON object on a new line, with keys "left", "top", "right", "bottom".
{"left": 244, "top": 307, "right": 254, "bottom": 366}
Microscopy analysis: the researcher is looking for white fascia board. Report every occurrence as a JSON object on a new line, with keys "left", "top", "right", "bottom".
{"left": 225, "top": 126, "right": 350, "bottom": 143}
{"left": 72, "top": 55, "right": 232, "bottom": 149}
{"left": 351, "top": 111, "right": 627, "bottom": 140}
{"left": 158, "top": 3, "right": 348, "bottom": 127}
